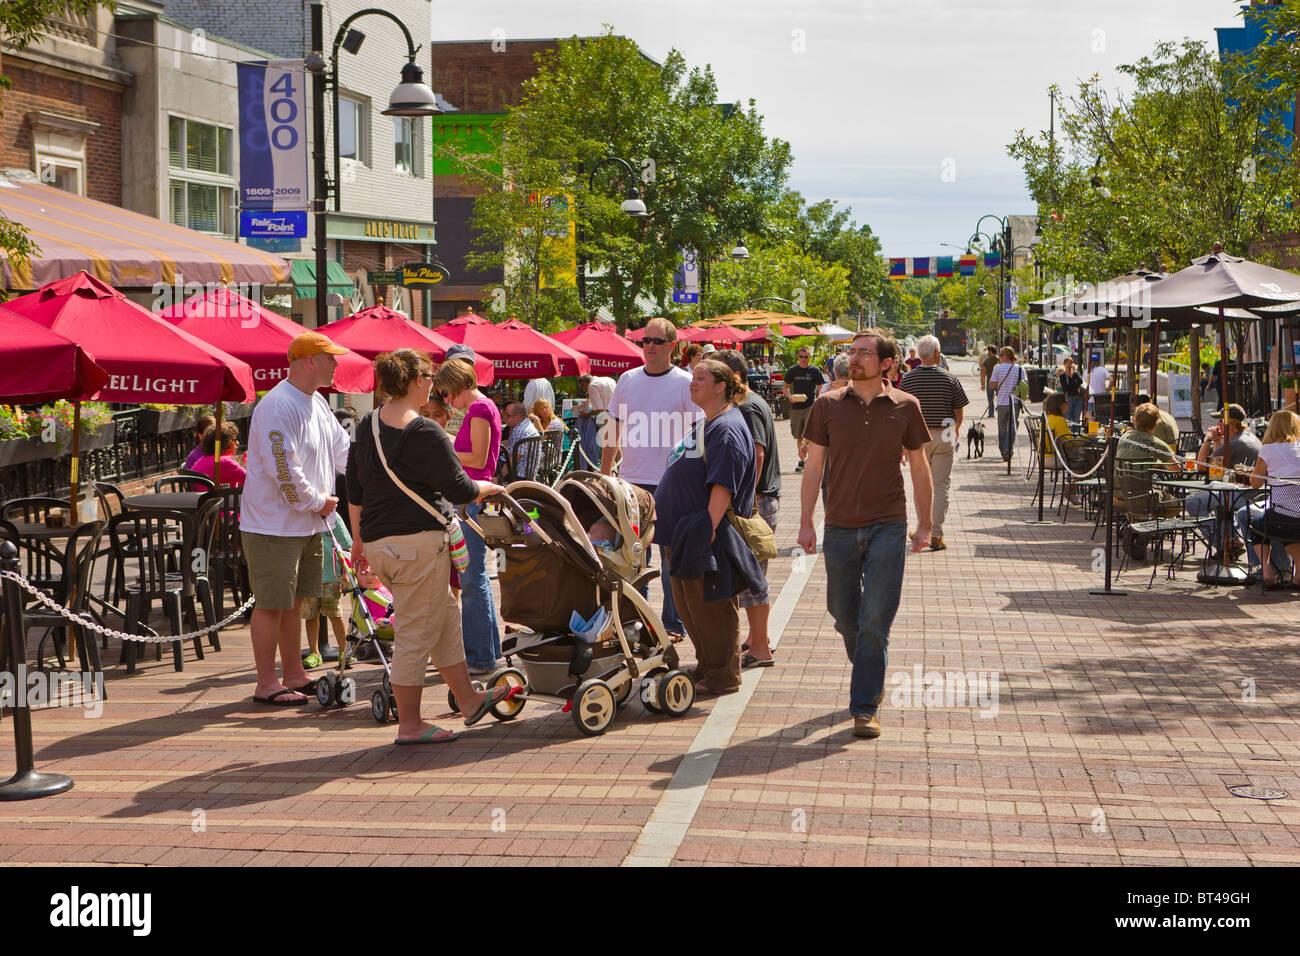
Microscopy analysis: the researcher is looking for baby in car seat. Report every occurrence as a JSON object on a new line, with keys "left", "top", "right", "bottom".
{"left": 587, "top": 518, "right": 617, "bottom": 552}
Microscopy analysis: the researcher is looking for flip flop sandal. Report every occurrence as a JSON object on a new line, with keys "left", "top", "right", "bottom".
{"left": 253, "top": 689, "right": 308, "bottom": 706}
{"left": 394, "top": 725, "right": 459, "bottom": 745}
{"left": 289, "top": 679, "right": 320, "bottom": 696}
{"left": 741, "top": 653, "right": 775, "bottom": 669}
{"left": 463, "top": 685, "right": 515, "bottom": 728}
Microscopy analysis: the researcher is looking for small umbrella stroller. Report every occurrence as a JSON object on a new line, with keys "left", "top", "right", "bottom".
{"left": 313, "top": 520, "right": 403, "bottom": 723}
{"left": 455, "top": 471, "right": 695, "bottom": 736}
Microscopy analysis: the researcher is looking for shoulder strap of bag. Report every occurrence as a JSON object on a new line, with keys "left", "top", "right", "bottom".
{"left": 369, "top": 410, "right": 451, "bottom": 530}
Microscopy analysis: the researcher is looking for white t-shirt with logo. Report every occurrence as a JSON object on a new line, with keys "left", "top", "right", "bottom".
{"left": 609, "top": 365, "right": 699, "bottom": 486}
{"left": 240, "top": 380, "right": 351, "bottom": 537}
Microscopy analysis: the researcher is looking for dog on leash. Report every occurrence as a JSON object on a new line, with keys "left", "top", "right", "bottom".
{"left": 966, "top": 421, "right": 985, "bottom": 458}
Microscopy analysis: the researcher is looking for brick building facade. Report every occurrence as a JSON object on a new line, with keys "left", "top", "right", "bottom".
{"left": 0, "top": 10, "right": 128, "bottom": 207}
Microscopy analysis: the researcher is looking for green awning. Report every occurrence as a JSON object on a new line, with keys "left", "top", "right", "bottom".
{"left": 291, "top": 259, "right": 354, "bottom": 298}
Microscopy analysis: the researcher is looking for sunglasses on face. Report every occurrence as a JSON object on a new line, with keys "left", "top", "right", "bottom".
{"left": 642, "top": 336, "right": 671, "bottom": 347}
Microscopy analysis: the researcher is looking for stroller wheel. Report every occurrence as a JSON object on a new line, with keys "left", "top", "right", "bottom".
{"left": 315, "top": 672, "right": 336, "bottom": 707}
{"left": 639, "top": 667, "right": 667, "bottom": 714}
{"left": 338, "top": 677, "right": 357, "bottom": 706}
{"left": 370, "top": 690, "right": 389, "bottom": 723}
{"left": 612, "top": 675, "right": 633, "bottom": 708}
{"left": 571, "top": 679, "right": 616, "bottom": 736}
{"left": 489, "top": 668, "right": 527, "bottom": 721}
{"left": 659, "top": 670, "right": 695, "bottom": 717}
{"left": 447, "top": 680, "right": 483, "bottom": 715}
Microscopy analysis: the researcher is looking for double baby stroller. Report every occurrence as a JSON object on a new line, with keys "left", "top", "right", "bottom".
{"left": 456, "top": 471, "right": 695, "bottom": 736}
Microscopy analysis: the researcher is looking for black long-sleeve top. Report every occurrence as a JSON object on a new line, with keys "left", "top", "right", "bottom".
{"left": 346, "top": 411, "right": 479, "bottom": 543}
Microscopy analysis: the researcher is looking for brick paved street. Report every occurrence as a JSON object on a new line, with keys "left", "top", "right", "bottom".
{"left": 3, "top": 358, "right": 1299, "bottom": 867}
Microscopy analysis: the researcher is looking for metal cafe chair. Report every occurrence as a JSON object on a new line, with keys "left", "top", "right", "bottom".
{"left": 195, "top": 487, "right": 247, "bottom": 644}
{"left": 26, "top": 520, "right": 108, "bottom": 688}
{"left": 156, "top": 473, "right": 215, "bottom": 494}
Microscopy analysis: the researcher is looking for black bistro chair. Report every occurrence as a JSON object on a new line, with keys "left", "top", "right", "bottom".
{"left": 157, "top": 473, "right": 216, "bottom": 494}
{"left": 25, "top": 520, "right": 108, "bottom": 688}
{"left": 107, "top": 510, "right": 214, "bottom": 672}
{"left": 1, "top": 496, "right": 73, "bottom": 593}
{"left": 195, "top": 487, "right": 247, "bottom": 643}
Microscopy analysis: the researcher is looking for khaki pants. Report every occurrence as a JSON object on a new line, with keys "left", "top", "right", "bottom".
{"left": 924, "top": 426, "right": 955, "bottom": 539}
{"left": 665, "top": 547, "right": 741, "bottom": 693}
{"left": 789, "top": 401, "right": 813, "bottom": 442}
{"left": 366, "top": 530, "right": 464, "bottom": 685}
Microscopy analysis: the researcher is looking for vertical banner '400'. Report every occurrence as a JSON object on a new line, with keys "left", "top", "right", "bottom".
{"left": 237, "top": 60, "right": 309, "bottom": 211}
{"left": 673, "top": 247, "right": 699, "bottom": 304}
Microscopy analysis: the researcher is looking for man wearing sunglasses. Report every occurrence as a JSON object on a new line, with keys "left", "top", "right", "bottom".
{"left": 783, "top": 347, "right": 825, "bottom": 472}
{"left": 602, "top": 317, "right": 699, "bottom": 641}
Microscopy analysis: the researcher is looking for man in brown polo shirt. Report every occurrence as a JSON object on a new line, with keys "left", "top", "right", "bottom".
{"left": 797, "top": 328, "right": 933, "bottom": 740}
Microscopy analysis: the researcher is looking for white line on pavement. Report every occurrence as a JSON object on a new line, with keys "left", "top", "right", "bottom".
{"left": 621, "top": 546, "right": 817, "bottom": 867}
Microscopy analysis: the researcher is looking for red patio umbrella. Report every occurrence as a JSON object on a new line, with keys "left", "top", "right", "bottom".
{"left": 3, "top": 271, "right": 255, "bottom": 510}
{"left": 681, "top": 323, "right": 747, "bottom": 345}
{"left": 495, "top": 318, "right": 590, "bottom": 376}
{"left": 0, "top": 304, "right": 108, "bottom": 403}
{"left": 740, "top": 322, "right": 823, "bottom": 342}
{"left": 436, "top": 312, "right": 560, "bottom": 379}
{"left": 320, "top": 305, "right": 494, "bottom": 386}
{"left": 551, "top": 321, "right": 644, "bottom": 376}
{"left": 158, "top": 288, "right": 375, "bottom": 394}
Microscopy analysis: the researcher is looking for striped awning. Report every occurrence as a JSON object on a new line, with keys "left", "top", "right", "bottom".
{"left": 0, "top": 172, "right": 291, "bottom": 290}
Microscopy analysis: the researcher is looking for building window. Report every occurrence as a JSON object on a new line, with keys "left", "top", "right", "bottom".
{"left": 170, "top": 181, "right": 234, "bottom": 235}
{"left": 36, "top": 158, "right": 83, "bottom": 195}
{"left": 168, "top": 116, "right": 232, "bottom": 174}
{"left": 339, "top": 95, "right": 369, "bottom": 165}
{"left": 394, "top": 117, "right": 422, "bottom": 177}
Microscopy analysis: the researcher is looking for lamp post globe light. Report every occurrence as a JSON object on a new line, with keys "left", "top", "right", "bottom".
{"left": 577, "top": 156, "right": 649, "bottom": 311}
{"left": 307, "top": 2, "right": 441, "bottom": 325}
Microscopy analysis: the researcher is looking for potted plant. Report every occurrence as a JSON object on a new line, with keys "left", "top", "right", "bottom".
{"left": 0, "top": 401, "right": 113, "bottom": 464}
{"left": 137, "top": 403, "right": 193, "bottom": 435}
{"left": 1282, "top": 372, "right": 1299, "bottom": 411}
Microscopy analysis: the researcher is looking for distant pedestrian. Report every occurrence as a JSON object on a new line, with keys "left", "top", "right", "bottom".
{"left": 797, "top": 328, "right": 932, "bottom": 740}
{"left": 980, "top": 346, "right": 998, "bottom": 418}
{"left": 989, "top": 347, "right": 1024, "bottom": 462}
{"left": 900, "top": 335, "right": 968, "bottom": 551}
{"left": 1057, "top": 357, "right": 1084, "bottom": 422}
{"left": 784, "top": 346, "right": 825, "bottom": 473}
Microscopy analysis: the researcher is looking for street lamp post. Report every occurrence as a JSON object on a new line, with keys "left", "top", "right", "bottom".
{"left": 576, "top": 156, "right": 647, "bottom": 315}
{"left": 306, "top": 2, "right": 440, "bottom": 327}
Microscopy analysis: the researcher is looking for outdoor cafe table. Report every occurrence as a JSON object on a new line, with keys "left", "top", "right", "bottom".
{"left": 122, "top": 492, "right": 205, "bottom": 512}
{"left": 1153, "top": 477, "right": 1260, "bottom": 577}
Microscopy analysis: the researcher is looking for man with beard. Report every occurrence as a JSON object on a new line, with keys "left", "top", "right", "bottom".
{"left": 797, "top": 328, "right": 932, "bottom": 740}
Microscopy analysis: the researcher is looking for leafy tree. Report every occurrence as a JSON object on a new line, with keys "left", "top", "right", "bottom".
{"left": 706, "top": 240, "right": 848, "bottom": 319}
{"left": 1, "top": 2, "right": 109, "bottom": 279}
{"left": 1009, "top": 39, "right": 1300, "bottom": 284}
{"left": 458, "top": 31, "right": 791, "bottom": 333}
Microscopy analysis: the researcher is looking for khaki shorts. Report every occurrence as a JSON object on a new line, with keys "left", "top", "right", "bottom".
{"left": 242, "top": 531, "right": 323, "bottom": 611}
{"left": 366, "top": 529, "right": 464, "bottom": 685}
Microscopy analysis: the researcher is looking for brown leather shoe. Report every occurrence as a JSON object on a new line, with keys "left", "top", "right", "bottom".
{"left": 853, "top": 714, "right": 881, "bottom": 739}
{"left": 929, "top": 537, "right": 947, "bottom": 551}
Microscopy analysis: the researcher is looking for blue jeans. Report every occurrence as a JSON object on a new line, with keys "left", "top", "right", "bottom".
{"left": 1236, "top": 502, "right": 1292, "bottom": 574}
{"left": 984, "top": 385, "right": 995, "bottom": 418}
{"left": 461, "top": 501, "right": 501, "bottom": 669}
{"left": 823, "top": 521, "right": 907, "bottom": 718}
{"left": 1066, "top": 395, "right": 1084, "bottom": 423}
{"left": 996, "top": 403, "right": 1018, "bottom": 459}
{"left": 1186, "top": 489, "right": 1252, "bottom": 554}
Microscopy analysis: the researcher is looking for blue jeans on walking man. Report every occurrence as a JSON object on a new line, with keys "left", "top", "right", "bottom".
{"left": 823, "top": 521, "right": 907, "bottom": 718}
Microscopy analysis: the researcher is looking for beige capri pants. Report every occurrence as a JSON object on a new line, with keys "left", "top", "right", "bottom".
{"left": 364, "top": 529, "right": 464, "bottom": 684}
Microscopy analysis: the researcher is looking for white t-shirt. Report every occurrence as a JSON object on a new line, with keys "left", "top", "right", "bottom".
{"left": 1088, "top": 366, "right": 1110, "bottom": 395}
{"left": 523, "top": 378, "right": 556, "bottom": 413}
{"left": 1258, "top": 441, "right": 1300, "bottom": 516}
{"left": 609, "top": 365, "right": 699, "bottom": 486}
{"left": 240, "top": 380, "right": 351, "bottom": 537}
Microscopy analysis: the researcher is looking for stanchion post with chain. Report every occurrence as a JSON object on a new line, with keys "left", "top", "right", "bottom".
{"left": 0, "top": 539, "right": 74, "bottom": 800}
{"left": 1026, "top": 412, "right": 1055, "bottom": 525}
{"left": 1090, "top": 434, "right": 1127, "bottom": 597}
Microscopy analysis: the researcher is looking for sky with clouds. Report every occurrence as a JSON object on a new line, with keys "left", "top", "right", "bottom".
{"left": 433, "top": 1, "right": 1252, "bottom": 257}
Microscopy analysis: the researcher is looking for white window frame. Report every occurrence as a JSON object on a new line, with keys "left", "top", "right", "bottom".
{"left": 169, "top": 179, "right": 236, "bottom": 236}
{"left": 338, "top": 94, "right": 370, "bottom": 167}
{"left": 167, "top": 114, "right": 233, "bottom": 176}
{"left": 393, "top": 117, "right": 422, "bottom": 178}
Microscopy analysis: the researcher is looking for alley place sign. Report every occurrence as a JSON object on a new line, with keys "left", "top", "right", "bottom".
{"left": 367, "top": 261, "right": 451, "bottom": 287}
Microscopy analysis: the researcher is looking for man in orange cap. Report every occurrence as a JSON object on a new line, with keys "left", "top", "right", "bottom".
{"left": 240, "top": 331, "right": 353, "bottom": 705}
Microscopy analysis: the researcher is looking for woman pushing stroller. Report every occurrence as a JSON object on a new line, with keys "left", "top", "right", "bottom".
{"left": 346, "top": 348, "right": 512, "bottom": 744}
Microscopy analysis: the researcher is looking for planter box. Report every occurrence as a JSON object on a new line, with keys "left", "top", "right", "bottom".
{"left": 78, "top": 426, "right": 115, "bottom": 451}
{"left": 225, "top": 403, "right": 254, "bottom": 421}
{"left": 138, "top": 409, "right": 192, "bottom": 435}
{"left": 0, "top": 437, "right": 52, "bottom": 467}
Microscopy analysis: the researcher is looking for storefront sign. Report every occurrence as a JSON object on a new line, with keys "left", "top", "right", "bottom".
{"left": 364, "top": 220, "right": 421, "bottom": 239}
{"left": 240, "top": 210, "right": 307, "bottom": 238}
{"left": 367, "top": 269, "right": 401, "bottom": 285}
{"left": 237, "top": 60, "right": 309, "bottom": 210}
{"left": 401, "top": 261, "right": 449, "bottom": 286}
{"left": 325, "top": 215, "right": 435, "bottom": 243}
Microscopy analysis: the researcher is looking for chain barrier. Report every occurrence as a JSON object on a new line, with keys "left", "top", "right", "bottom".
{"left": 1038, "top": 417, "right": 1115, "bottom": 480}
{"left": 0, "top": 569, "right": 254, "bottom": 644}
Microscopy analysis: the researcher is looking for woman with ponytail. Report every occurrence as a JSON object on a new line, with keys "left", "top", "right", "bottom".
{"left": 652, "top": 359, "right": 758, "bottom": 696}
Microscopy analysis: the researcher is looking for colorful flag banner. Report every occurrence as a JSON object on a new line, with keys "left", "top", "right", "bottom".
{"left": 936, "top": 256, "right": 954, "bottom": 278}
{"left": 912, "top": 257, "right": 931, "bottom": 279}
{"left": 958, "top": 255, "right": 977, "bottom": 277}
{"left": 672, "top": 247, "right": 699, "bottom": 303}
{"left": 983, "top": 251, "right": 1001, "bottom": 270}
{"left": 889, "top": 258, "right": 908, "bottom": 279}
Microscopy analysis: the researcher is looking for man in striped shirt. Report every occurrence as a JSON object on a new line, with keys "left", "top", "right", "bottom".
{"left": 901, "top": 335, "right": 969, "bottom": 551}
